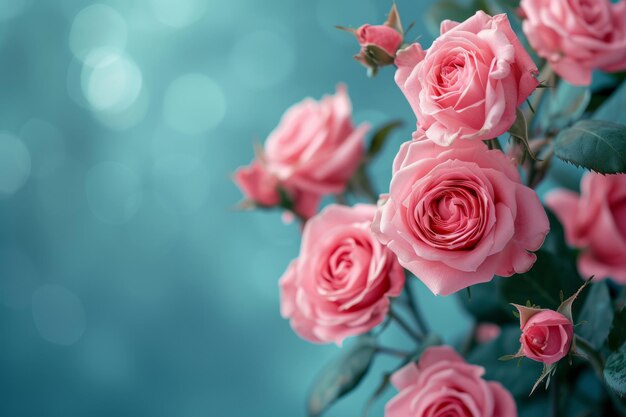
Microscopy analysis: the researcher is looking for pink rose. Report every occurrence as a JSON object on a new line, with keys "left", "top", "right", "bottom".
{"left": 372, "top": 136, "right": 549, "bottom": 295}
{"left": 265, "top": 85, "right": 368, "bottom": 196}
{"left": 545, "top": 173, "right": 626, "bottom": 283}
{"left": 233, "top": 160, "right": 280, "bottom": 207}
{"left": 279, "top": 204, "right": 405, "bottom": 345}
{"left": 386, "top": 346, "right": 517, "bottom": 417}
{"left": 356, "top": 24, "right": 403, "bottom": 56}
{"left": 513, "top": 305, "right": 573, "bottom": 364}
{"left": 520, "top": 0, "right": 626, "bottom": 86}
{"left": 395, "top": 11, "right": 538, "bottom": 146}
{"left": 476, "top": 323, "right": 501, "bottom": 344}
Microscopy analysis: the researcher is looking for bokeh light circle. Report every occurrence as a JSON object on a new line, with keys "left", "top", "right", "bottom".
{"left": 69, "top": 4, "right": 127, "bottom": 61}
{"left": 81, "top": 49, "right": 143, "bottom": 113}
{"left": 149, "top": 0, "right": 207, "bottom": 28}
{"left": 229, "top": 30, "right": 296, "bottom": 89}
{"left": 32, "top": 284, "right": 86, "bottom": 346}
{"left": 0, "top": 132, "right": 31, "bottom": 196}
{"left": 162, "top": 73, "right": 225, "bottom": 135}
{"left": 85, "top": 161, "right": 143, "bottom": 224}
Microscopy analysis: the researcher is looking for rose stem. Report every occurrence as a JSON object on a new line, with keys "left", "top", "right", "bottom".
{"left": 375, "top": 345, "right": 411, "bottom": 359}
{"left": 403, "top": 280, "right": 430, "bottom": 336}
{"left": 388, "top": 308, "right": 423, "bottom": 343}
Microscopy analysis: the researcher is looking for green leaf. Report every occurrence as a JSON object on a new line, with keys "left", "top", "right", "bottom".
{"left": 604, "top": 343, "right": 626, "bottom": 397}
{"left": 366, "top": 120, "right": 403, "bottom": 161}
{"left": 539, "top": 81, "right": 590, "bottom": 132}
{"left": 609, "top": 306, "right": 626, "bottom": 351}
{"left": 553, "top": 119, "right": 626, "bottom": 174}
{"left": 540, "top": 207, "right": 572, "bottom": 259}
{"left": 577, "top": 281, "right": 614, "bottom": 349}
{"left": 468, "top": 326, "right": 542, "bottom": 398}
{"left": 308, "top": 336, "right": 377, "bottom": 417}
{"left": 593, "top": 78, "right": 626, "bottom": 124}
{"left": 457, "top": 280, "right": 513, "bottom": 325}
{"left": 500, "top": 250, "right": 582, "bottom": 311}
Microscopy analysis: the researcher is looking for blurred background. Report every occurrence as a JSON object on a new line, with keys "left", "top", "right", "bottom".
{"left": 0, "top": 0, "right": 551, "bottom": 415}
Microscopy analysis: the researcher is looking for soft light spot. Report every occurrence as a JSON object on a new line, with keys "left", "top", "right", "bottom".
{"left": 149, "top": 0, "right": 206, "bottom": 28}
{"left": 20, "top": 119, "right": 67, "bottom": 179}
{"left": 0, "top": 0, "right": 32, "bottom": 21}
{"left": 85, "top": 162, "right": 143, "bottom": 224}
{"left": 32, "top": 285, "right": 86, "bottom": 346}
{"left": 0, "top": 132, "right": 31, "bottom": 196}
{"left": 162, "top": 73, "right": 225, "bottom": 135}
{"left": 81, "top": 49, "right": 143, "bottom": 113}
{"left": 229, "top": 30, "right": 295, "bottom": 89}
{"left": 69, "top": 4, "right": 127, "bottom": 61}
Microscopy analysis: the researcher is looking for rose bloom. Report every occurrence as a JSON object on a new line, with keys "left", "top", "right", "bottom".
{"left": 265, "top": 85, "right": 368, "bottom": 196}
{"left": 372, "top": 136, "right": 549, "bottom": 295}
{"left": 395, "top": 11, "right": 538, "bottom": 146}
{"left": 279, "top": 204, "right": 405, "bottom": 345}
{"left": 234, "top": 85, "right": 368, "bottom": 219}
{"left": 356, "top": 24, "right": 403, "bottom": 56}
{"left": 546, "top": 173, "right": 626, "bottom": 283}
{"left": 513, "top": 305, "right": 574, "bottom": 364}
{"left": 386, "top": 346, "right": 517, "bottom": 417}
{"left": 520, "top": 0, "right": 626, "bottom": 86}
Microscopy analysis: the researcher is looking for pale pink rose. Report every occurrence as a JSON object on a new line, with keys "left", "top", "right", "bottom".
{"left": 476, "top": 323, "right": 501, "bottom": 344}
{"left": 264, "top": 85, "right": 368, "bottom": 196}
{"left": 356, "top": 24, "right": 403, "bottom": 56}
{"left": 513, "top": 305, "right": 573, "bottom": 364}
{"left": 279, "top": 204, "right": 405, "bottom": 345}
{"left": 545, "top": 173, "right": 626, "bottom": 283}
{"left": 386, "top": 346, "right": 517, "bottom": 417}
{"left": 372, "top": 136, "right": 549, "bottom": 295}
{"left": 233, "top": 160, "right": 280, "bottom": 207}
{"left": 395, "top": 11, "right": 539, "bottom": 146}
{"left": 520, "top": 0, "right": 626, "bottom": 86}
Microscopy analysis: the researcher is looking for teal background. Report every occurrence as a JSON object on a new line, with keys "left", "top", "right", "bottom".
{"left": 0, "top": 0, "right": 489, "bottom": 416}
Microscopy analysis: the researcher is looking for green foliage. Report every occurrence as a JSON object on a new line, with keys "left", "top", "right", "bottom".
{"left": 539, "top": 81, "right": 590, "bottom": 133}
{"left": 366, "top": 120, "right": 403, "bottom": 162}
{"left": 307, "top": 336, "right": 377, "bottom": 417}
{"left": 578, "top": 281, "right": 614, "bottom": 349}
{"left": 553, "top": 119, "right": 626, "bottom": 174}
{"left": 609, "top": 306, "right": 626, "bottom": 352}
{"left": 604, "top": 343, "right": 626, "bottom": 397}
{"left": 468, "top": 326, "right": 542, "bottom": 397}
{"left": 457, "top": 280, "right": 513, "bottom": 325}
{"left": 593, "top": 78, "right": 626, "bottom": 124}
{"left": 500, "top": 250, "right": 581, "bottom": 311}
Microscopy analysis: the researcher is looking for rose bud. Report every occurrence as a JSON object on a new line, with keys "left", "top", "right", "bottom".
{"left": 339, "top": 4, "right": 404, "bottom": 75}
{"left": 476, "top": 323, "right": 501, "bottom": 344}
{"left": 386, "top": 346, "right": 517, "bottom": 417}
{"left": 513, "top": 305, "right": 574, "bottom": 364}
{"left": 233, "top": 160, "right": 280, "bottom": 207}
{"left": 546, "top": 173, "right": 626, "bottom": 283}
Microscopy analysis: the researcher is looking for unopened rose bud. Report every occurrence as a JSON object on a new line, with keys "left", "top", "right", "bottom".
{"left": 513, "top": 305, "right": 574, "bottom": 364}
{"left": 338, "top": 4, "right": 404, "bottom": 75}
{"left": 233, "top": 160, "right": 280, "bottom": 207}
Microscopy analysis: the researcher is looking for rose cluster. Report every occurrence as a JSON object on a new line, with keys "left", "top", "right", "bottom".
{"left": 234, "top": 2, "right": 626, "bottom": 416}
